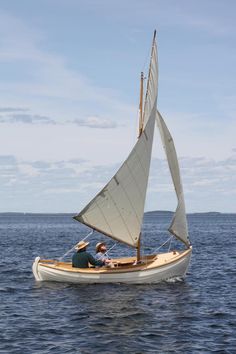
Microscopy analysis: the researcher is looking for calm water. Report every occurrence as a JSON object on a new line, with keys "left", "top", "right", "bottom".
{"left": 0, "top": 212, "right": 236, "bottom": 353}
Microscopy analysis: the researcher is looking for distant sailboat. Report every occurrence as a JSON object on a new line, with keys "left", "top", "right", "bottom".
{"left": 32, "top": 31, "right": 192, "bottom": 284}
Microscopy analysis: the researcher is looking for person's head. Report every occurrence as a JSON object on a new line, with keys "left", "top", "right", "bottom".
{"left": 75, "top": 240, "right": 89, "bottom": 252}
{"left": 96, "top": 242, "right": 107, "bottom": 254}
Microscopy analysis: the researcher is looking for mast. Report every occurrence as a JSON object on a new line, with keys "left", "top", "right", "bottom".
{"left": 138, "top": 72, "right": 144, "bottom": 137}
{"left": 136, "top": 233, "right": 141, "bottom": 262}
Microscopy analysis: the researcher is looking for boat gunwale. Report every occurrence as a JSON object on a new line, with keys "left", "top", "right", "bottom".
{"left": 38, "top": 247, "right": 192, "bottom": 275}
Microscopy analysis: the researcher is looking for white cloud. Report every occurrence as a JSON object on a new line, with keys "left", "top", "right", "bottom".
{"left": 0, "top": 154, "right": 235, "bottom": 213}
{"left": 0, "top": 107, "right": 29, "bottom": 112}
{"left": 0, "top": 109, "right": 118, "bottom": 128}
{"left": 18, "top": 163, "right": 40, "bottom": 177}
{"left": 0, "top": 113, "right": 55, "bottom": 124}
{"left": 72, "top": 116, "right": 117, "bottom": 129}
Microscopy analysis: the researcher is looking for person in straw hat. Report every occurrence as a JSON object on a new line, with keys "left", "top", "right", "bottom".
{"left": 72, "top": 240, "right": 105, "bottom": 268}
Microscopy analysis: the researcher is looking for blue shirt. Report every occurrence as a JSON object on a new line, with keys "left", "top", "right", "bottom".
{"left": 95, "top": 251, "right": 110, "bottom": 261}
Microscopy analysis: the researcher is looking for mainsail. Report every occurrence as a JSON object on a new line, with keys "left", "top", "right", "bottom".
{"left": 156, "top": 110, "right": 190, "bottom": 246}
{"left": 74, "top": 34, "right": 158, "bottom": 248}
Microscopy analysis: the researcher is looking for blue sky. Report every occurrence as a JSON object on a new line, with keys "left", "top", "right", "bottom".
{"left": 0, "top": 0, "right": 235, "bottom": 213}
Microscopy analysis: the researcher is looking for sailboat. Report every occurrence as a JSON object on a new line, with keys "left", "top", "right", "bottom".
{"left": 32, "top": 31, "right": 192, "bottom": 284}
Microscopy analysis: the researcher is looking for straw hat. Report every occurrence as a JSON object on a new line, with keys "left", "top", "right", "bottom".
{"left": 96, "top": 242, "right": 105, "bottom": 253}
{"left": 75, "top": 240, "right": 89, "bottom": 251}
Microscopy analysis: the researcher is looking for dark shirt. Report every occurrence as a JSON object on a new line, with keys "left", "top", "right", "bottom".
{"left": 72, "top": 249, "right": 104, "bottom": 268}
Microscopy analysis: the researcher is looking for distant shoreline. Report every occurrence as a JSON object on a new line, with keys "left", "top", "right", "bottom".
{"left": 0, "top": 211, "right": 235, "bottom": 216}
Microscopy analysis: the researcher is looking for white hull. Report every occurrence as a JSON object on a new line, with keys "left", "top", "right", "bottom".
{"left": 32, "top": 247, "right": 192, "bottom": 284}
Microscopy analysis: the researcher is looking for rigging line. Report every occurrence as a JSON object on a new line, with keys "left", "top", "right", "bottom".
{"left": 153, "top": 235, "right": 173, "bottom": 254}
{"left": 82, "top": 229, "right": 94, "bottom": 241}
{"left": 58, "top": 229, "right": 94, "bottom": 261}
{"left": 96, "top": 242, "right": 117, "bottom": 260}
{"left": 106, "top": 242, "right": 117, "bottom": 256}
{"left": 168, "top": 236, "right": 173, "bottom": 252}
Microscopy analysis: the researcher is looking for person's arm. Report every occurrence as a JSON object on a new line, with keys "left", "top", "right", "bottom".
{"left": 88, "top": 253, "right": 104, "bottom": 267}
{"left": 94, "top": 253, "right": 100, "bottom": 260}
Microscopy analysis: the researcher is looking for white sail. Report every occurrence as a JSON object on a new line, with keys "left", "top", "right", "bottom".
{"left": 156, "top": 110, "right": 190, "bottom": 246}
{"left": 74, "top": 38, "right": 158, "bottom": 248}
{"left": 143, "top": 38, "right": 158, "bottom": 127}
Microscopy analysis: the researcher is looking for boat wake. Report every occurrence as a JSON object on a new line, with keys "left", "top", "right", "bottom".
{"left": 165, "top": 276, "right": 184, "bottom": 283}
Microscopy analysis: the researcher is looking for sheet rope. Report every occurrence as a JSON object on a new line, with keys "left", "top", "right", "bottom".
{"left": 58, "top": 229, "right": 94, "bottom": 261}
{"left": 96, "top": 242, "right": 117, "bottom": 260}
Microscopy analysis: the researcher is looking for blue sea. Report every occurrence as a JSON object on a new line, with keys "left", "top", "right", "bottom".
{"left": 0, "top": 212, "right": 236, "bottom": 353}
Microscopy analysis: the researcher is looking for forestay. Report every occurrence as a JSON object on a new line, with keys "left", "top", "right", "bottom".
{"left": 74, "top": 38, "right": 158, "bottom": 248}
{"left": 156, "top": 110, "right": 190, "bottom": 246}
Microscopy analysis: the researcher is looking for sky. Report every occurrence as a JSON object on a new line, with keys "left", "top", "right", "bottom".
{"left": 0, "top": 0, "right": 235, "bottom": 213}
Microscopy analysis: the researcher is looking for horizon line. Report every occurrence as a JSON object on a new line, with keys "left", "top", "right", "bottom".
{"left": 0, "top": 210, "right": 235, "bottom": 215}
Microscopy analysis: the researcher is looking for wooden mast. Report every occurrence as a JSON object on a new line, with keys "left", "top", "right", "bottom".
{"left": 138, "top": 71, "right": 144, "bottom": 137}
{"left": 136, "top": 233, "right": 141, "bottom": 262}
{"left": 137, "top": 71, "right": 144, "bottom": 259}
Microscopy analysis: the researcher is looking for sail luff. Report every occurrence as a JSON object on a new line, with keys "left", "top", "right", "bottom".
{"left": 143, "top": 30, "right": 158, "bottom": 128}
{"left": 138, "top": 71, "right": 144, "bottom": 137}
{"left": 144, "top": 31, "right": 156, "bottom": 105}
